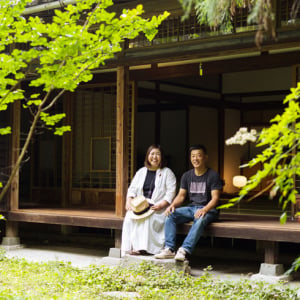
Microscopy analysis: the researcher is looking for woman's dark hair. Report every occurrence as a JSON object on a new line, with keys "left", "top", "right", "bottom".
{"left": 144, "top": 144, "right": 167, "bottom": 169}
{"left": 189, "top": 144, "right": 207, "bottom": 155}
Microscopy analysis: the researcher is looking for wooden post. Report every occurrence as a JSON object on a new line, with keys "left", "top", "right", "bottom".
{"left": 2, "top": 100, "right": 21, "bottom": 246}
{"left": 218, "top": 75, "right": 225, "bottom": 178}
{"left": 114, "top": 229, "right": 122, "bottom": 248}
{"left": 61, "top": 92, "right": 73, "bottom": 208}
{"left": 5, "top": 221, "right": 18, "bottom": 238}
{"left": 263, "top": 241, "right": 278, "bottom": 264}
{"left": 116, "top": 66, "right": 129, "bottom": 217}
{"left": 154, "top": 81, "right": 161, "bottom": 145}
{"left": 60, "top": 92, "right": 73, "bottom": 235}
{"left": 9, "top": 100, "right": 21, "bottom": 211}
{"left": 292, "top": 65, "right": 300, "bottom": 218}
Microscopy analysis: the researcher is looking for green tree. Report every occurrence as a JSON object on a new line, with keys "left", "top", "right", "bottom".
{"left": 178, "top": 0, "right": 300, "bottom": 45}
{"left": 0, "top": 0, "right": 169, "bottom": 201}
{"left": 224, "top": 84, "right": 300, "bottom": 273}
{"left": 225, "top": 84, "right": 300, "bottom": 224}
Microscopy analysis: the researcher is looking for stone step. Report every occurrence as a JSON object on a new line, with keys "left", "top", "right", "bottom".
{"left": 103, "top": 248, "right": 191, "bottom": 273}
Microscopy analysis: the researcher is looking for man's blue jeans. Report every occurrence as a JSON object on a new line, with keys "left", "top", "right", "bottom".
{"left": 164, "top": 206, "right": 219, "bottom": 254}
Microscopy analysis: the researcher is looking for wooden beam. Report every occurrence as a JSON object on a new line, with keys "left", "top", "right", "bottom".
{"left": 138, "top": 88, "right": 221, "bottom": 107}
{"left": 9, "top": 100, "right": 21, "bottom": 211}
{"left": 120, "top": 29, "right": 300, "bottom": 65}
{"left": 3, "top": 209, "right": 300, "bottom": 244}
{"left": 5, "top": 210, "right": 123, "bottom": 229}
{"left": 116, "top": 66, "right": 129, "bottom": 217}
{"left": 128, "top": 50, "right": 300, "bottom": 81}
{"left": 110, "top": 0, "right": 183, "bottom": 18}
{"left": 95, "top": 50, "right": 300, "bottom": 82}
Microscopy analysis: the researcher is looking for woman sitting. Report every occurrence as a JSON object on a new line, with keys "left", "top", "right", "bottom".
{"left": 121, "top": 144, "right": 176, "bottom": 256}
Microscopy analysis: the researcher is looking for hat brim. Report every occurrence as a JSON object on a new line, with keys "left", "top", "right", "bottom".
{"left": 128, "top": 208, "right": 155, "bottom": 220}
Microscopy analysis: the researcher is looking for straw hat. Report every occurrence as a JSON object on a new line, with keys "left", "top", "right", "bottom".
{"left": 129, "top": 195, "right": 154, "bottom": 220}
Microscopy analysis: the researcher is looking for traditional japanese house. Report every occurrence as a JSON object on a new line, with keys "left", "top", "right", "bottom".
{"left": 1, "top": 0, "right": 300, "bottom": 269}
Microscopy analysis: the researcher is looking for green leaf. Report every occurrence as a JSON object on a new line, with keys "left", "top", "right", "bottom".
{"left": 54, "top": 126, "right": 71, "bottom": 136}
{"left": 0, "top": 126, "right": 11, "bottom": 135}
{"left": 26, "top": 100, "right": 42, "bottom": 106}
{"left": 217, "top": 203, "right": 235, "bottom": 209}
{"left": 280, "top": 212, "right": 287, "bottom": 225}
{"left": 40, "top": 113, "right": 66, "bottom": 126}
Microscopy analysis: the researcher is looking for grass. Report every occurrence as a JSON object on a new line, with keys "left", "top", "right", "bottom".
{"left": 0, "top": 251, "right": 299, "bottom": 299}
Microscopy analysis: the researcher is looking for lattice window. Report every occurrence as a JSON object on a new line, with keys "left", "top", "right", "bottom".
{"left": 129, "top": 11, "right": 256, "bottom": 48}
{"left": 72, "top": 84, "right": 135, "bottom": 189}
{"left": 280, "top": 0, "right": 300, "bottom": 26}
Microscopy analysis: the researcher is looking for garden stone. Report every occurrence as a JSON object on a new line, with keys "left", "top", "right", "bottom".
{"left": 102, "top": 291, "right": 140, "bottom": 298}
{"left": 120, "top": 254, "right": 191, "bottom": 273}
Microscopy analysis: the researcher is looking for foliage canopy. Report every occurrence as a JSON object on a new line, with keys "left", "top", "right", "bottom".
{"left": 0, "top": 0, "right": 169, "bottom": 201}
{"left": 179, "top": 0, "right": 300, "bottom": 45}
{"left": 224, "top": 83, "right": 300, "bottom": 225}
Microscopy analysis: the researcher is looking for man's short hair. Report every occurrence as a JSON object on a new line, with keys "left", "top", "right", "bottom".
{"left": 189, "top": 144, "right": 207, "bottom": 155}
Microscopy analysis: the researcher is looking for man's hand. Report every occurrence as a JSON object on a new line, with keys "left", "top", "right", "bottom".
{"left": 194, "top": 207, "right": 207, "bottom": 219}
{"left": 164, "top": 205, "right": 175, "bottom": 216}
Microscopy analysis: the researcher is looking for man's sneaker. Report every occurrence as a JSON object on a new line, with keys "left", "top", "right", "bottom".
{"left": 175, "top": 247, "right": 186, "bottom": 261}
{"left": 154, "top": 248, "right": 175, "bottom": 259}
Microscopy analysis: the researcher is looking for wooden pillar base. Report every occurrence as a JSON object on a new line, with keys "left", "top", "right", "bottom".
{"left": 252, "top": 241, "right": 291, "bottom": 281}
{"left": 1, "top": 221, "right": 22, "bottom": 249}
{"left": 2, "top": 236, "right": 21, "bottom": 247}
{"left": 251, "top": 263, "right": 291, "bottom": 282}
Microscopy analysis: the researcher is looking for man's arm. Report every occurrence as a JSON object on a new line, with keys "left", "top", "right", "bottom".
{"left": 194, "top": 189, "right": 220, "bottom": 219}
{"left": 164, "top": 188, "right": 187, "bottom": 216}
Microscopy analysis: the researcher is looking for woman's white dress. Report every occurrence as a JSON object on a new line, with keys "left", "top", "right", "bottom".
{"left": 121, "top": 167, "right": 176, "bottom": 256}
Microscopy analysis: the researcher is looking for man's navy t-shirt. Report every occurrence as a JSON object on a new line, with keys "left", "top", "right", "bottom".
{"left": 180, "top": 168, "right": 223, "bottom": 206}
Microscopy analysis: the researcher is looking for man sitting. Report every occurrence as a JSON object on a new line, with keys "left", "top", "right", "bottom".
{"left": 155, "top": 144, "right": 223, "bottom": 261}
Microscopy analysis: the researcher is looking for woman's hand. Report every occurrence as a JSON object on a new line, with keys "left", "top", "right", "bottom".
{"left": 151, "top": 203, "right": 163, "bottom": 211}
{"left": 125, "top": 197, "right": 133, "bottom": 211}
{"left": 151, "top": 200, "right": 169, "bottom": 211}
